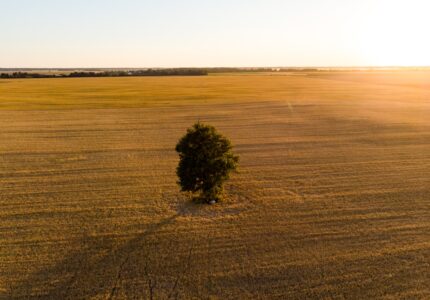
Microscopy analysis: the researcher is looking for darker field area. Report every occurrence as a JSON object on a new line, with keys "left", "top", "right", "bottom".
{"left": 0, "top": 73, "right": 429, "bottom": 299}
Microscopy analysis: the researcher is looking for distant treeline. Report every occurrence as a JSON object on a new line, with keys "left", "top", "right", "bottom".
{"left": 2, "top": 67, "right": 426, "bottom": 79}
{"left": 0, "top": 67, "right": 326, "bottom": 79}
{"left": 204, "top": 67, "right": 319, "bottom": 73}
{"left": 0, "top": 68, "right": 208, "bottom": 79}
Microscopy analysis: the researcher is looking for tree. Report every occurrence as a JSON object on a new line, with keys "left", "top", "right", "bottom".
{"left": 175, "top": 122, "right": 239, "bottom": 203}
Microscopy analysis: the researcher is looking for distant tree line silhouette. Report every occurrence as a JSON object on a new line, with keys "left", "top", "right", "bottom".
{"left": 204, "top": 67, "right": 318, "bottom": 73}
{"left": 0, "top": 68, "right": 208, "bottom": 79}
{"left": 0, "top": 72, "right": 54, "bottom": 79}
{"left": 0, "top": 68, "right": 324, "bottom": 79}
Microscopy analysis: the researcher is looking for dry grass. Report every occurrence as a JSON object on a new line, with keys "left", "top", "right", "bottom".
{"left": 1, "top": 71, "right": 429, "bottom": 110}
{"left": 0, "top": 72, "right": 429, "bottom": 299}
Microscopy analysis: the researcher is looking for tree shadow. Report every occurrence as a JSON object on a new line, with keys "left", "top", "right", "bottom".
{"left": 6, "top": 212, "right": 190, "bottom": 299}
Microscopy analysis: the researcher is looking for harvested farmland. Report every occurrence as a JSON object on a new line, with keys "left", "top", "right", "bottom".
{"left": 0, "top": 72, "right": 429, "bottom": 299}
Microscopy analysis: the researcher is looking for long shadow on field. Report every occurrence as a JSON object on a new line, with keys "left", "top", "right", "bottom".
{"left": 6, "top": 211, "right": 195, "bottom": 299}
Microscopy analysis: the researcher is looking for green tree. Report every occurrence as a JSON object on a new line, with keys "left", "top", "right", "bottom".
{"left": 175, "top": 122, "right": 239, "bottom": 203}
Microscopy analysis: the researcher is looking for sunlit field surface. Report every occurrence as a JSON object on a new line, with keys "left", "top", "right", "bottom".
{"left": 0, "top": 72, "right": 429, "bottom": 299}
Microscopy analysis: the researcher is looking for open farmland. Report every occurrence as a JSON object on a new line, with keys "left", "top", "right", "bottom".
{"left": 0, "top": 72, "right": 429, "bottom": 299}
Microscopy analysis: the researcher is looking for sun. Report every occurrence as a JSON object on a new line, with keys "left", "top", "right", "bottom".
{"left": 358, "top": 0, "right": 430, "bottom": 66}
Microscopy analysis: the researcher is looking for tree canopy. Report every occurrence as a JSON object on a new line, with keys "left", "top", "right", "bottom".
{"left": 176, "top": 122, "right": 239, "bottom": 203}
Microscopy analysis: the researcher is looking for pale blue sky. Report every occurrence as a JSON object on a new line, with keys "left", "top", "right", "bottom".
{"left": 1, "top": 0, "right": 429, "bottom": 67}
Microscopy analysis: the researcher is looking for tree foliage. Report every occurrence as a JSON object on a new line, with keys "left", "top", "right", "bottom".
{"left": 176, "top": 122, "right": 239, "bottom": 203}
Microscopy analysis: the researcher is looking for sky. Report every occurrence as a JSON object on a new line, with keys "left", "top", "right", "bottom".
{"left": 1, "top": 0, "right": 430, "bottom": 68}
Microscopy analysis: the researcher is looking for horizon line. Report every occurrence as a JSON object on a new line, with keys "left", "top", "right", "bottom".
{"left": 2, "top": 65, "right": 430, "bottom": 70}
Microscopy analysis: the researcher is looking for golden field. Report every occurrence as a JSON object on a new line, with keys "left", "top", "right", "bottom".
{"left": 0, "top": 72, "right": 429, "bottom": 299}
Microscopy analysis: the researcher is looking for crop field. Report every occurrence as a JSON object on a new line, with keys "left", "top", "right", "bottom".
{"left": 0, "top": 72, "right": 429, "bottom": 299}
